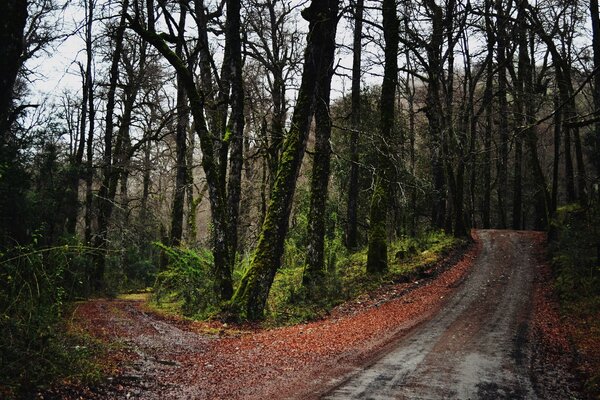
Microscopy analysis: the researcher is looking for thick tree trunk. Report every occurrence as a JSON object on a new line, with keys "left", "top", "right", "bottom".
{"left": 367, "top": 0, "right": 398, "bottom": 273}
{"left": 229, "top": 0, "right": 339, "bottom": 320}
{"left": 346, "top": 0, "right": 363, "bottom": 250}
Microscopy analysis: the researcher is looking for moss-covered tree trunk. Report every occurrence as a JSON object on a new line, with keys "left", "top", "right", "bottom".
{"left": 303, "top": 32, "right": 336, "bottom": 286}
{"left": 225, "top": 0, "right": 245, "bottom": 280}
{"left": 366, "top": 0, "right": 398, "bottom": 274}
{"left": 229, "top": 0, "right": 339, "bottom": 320}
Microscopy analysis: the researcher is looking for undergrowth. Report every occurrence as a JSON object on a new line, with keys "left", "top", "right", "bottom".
{"left": 150, "top": 230, "right": 459, "bottom": 327}
{"left": 151, "top": 242, "right": 219, "bottom": 319}
{"left": 549, "top": 202, "right": 600, "bottom": 396}
{"left": 265, "top": 229, "right": 459, "bottom": 325}
{"left": 0, "top": 238, "right": 104, "bottom": 398}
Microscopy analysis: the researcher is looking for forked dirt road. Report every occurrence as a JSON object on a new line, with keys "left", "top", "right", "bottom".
{"left": 55, "top": 230, "right": 579, "bottom": 399}
{"left": 324, "top": 229, "right": 569, "bottom": 399}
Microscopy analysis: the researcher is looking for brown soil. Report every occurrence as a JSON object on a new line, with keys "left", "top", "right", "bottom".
{"left": 41, "top": 230, "right": 583, "bottom": 399}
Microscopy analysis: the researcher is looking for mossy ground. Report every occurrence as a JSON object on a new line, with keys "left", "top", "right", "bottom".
{"left": 264, "top": 230, "right": 460, "bottom": 326}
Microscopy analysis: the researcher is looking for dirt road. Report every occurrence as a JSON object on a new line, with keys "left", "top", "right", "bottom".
{"left": 55, "top": 230, "right": 579, "bottom": 399}
{"left": 323, "top": 230, "right": 574, "bottom": 400}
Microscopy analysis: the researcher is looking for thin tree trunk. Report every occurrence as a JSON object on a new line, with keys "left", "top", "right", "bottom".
{"left": 346, "top": 0, "right": 363, "bottom": 250}
{"left": 495, "top": 0, "right": 509, "bottom": 229}
{"left": 482, "top": 4, "right": 494, "bottom": 229}
{"left": 170, "top": 73, "right": 188, "bottom": 246}
{"left": 552, "top": 92, "right": 561, "bottom": 213}
{"left": 170, "top": 2, "right": 190, "bottom": 246}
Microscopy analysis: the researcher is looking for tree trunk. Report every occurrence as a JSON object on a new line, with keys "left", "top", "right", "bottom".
{"left": 495, "top": 0, "right": 509, "bottom": 229}
{"left": 225, "top": 0, "right": 245, "bottom": 284}
{"left": 229, "top": 0, "right": 339, "bottom": 320}
{"left": 93, "top": 0, "right": 130, "bottom": 288}
{"left": 552, "top": 92, "right": 561, "bottom": 213}
{"left": 367, "top": 0, "right": 398, "bottom": 273}
{"left": 170, "top": 3, "right": 190, "bottom": 246}
{"left": 170, "top": 73, "right": 189, "bottom": 246}
{"left": 482, "top": 3, "right": 494, "bottom": 229}
{"left": 129, "top": 6, "right": 234, "bottom": 301}
{"left": 303, "top": 41, "right": 335, "bottom": 286}
{"left": 425, "top": 0, "right": 446, "bottom": 230}
{"left": 346, "top": 0, "right": 363, "bottom": 250}
{"left": 592, "top": 0, "right": 600, "bottom": 182}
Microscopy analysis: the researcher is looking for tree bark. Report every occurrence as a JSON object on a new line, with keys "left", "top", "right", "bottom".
{"left": 367, "top": 0, "right": 398, "bottom": 273}
{"left": 495, "top": 0, "right": 509, "bottom": 229}
{"left": 425, "top": 0, "right": 446, "bottom": 230}
{"left": 303, "top": 36, "right": 335, "bottom": 286}
{"left": 346, "top": 0, "right": 363, "bottom": 250}
{"left": 482, "top": 1, "right": 494, "bottom": 229}
{"left": 225, "top": 0, "right": 245, "bottom": 285}
{"left": 129, "top": 13, "right": 233, "bottom": 301}
{"left": 170, "top": 4, "right": 190, "bottom": 246}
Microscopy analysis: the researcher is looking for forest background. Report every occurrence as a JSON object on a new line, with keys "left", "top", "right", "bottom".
{"left": 1, "top": 0, "right": 599, "bottom": 396}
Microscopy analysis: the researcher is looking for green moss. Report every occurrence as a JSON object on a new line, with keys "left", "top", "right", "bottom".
{"left": 260, "top": 230, "right": 459, "bottom": 326}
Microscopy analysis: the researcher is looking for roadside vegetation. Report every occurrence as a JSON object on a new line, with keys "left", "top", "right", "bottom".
{"left": 153, "top": 229, "right": 460, "bottom": 326}
{"left": 0, "top": 242, "right": 105, "bottom": 398}
{"left": 549, "top": 201, "right": 600, "bottom": 397}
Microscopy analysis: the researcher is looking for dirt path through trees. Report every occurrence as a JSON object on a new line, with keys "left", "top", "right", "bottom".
{"left": 55, "top": 230, "right": 579, "bottom": 399}
{"left": 323, "top": 230, "right": 577, "bottom": 399}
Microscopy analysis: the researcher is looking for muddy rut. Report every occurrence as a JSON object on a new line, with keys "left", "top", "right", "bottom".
{"left": 323, "top": 230, "right": 574, "bottom": 400}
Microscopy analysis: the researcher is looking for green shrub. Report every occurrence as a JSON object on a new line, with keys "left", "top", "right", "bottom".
{"left": 0, "top": 240, "right": 99, "bottom": 397}
{"left": 152, "top": 243, "right": 218, "bottom": 318}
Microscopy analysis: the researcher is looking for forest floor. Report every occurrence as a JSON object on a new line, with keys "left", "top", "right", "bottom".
{"left": 42, "top": 230, "right": 586, "bottom": 399}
